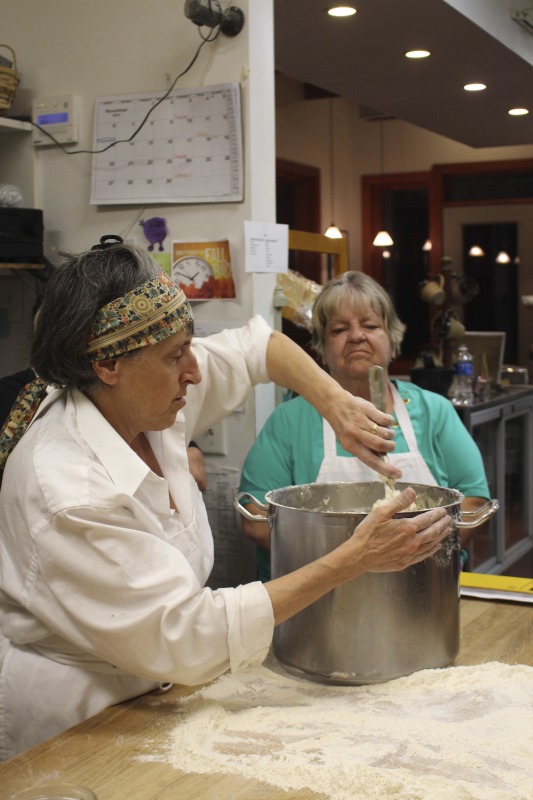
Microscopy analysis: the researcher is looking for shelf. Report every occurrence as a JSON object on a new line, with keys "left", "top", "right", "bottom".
{"left": 0, "top": 117, "right": 36, "bottom": 207}
{"left": 0, "top": 262, "right": 44, "bottom": 270}
{"left": 0, "top": 117, "right": 32, "bottom": 134}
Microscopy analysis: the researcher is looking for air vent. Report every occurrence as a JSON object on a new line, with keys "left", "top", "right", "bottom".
{"left": 511, "top": 8, "right": 533, "bottom": 35}
{"left": 359, "top": 105, "right": 395, "bottom": 122}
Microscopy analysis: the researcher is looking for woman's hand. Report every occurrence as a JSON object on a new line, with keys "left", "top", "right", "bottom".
{"left": 344, "top": 487, "right": 451, "bottom": 573}
{"left": 326, "top": 387, "right": 401, "bottom": 479}
{"left": 187, "top": 443, "right": 208, "bottom": 492}
{"left": 265, "top": 331, "right": 400, "bottom": 480}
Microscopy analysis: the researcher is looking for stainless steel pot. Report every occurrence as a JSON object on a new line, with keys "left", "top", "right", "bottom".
{"left": 235, "top": 481, "right": 498, "bottom": 685}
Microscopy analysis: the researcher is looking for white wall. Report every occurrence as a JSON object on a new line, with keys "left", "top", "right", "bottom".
{"left": 1, "top": 0, "right": 276, "bottom": 470}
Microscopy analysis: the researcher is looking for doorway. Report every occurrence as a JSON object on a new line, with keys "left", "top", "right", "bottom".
{"left": 276, "top": 158, "right": 322, "bottom": 357}
{"left": 443, "top": 202, "right": 533, "bottom": 367}
{"left": 276, "top": 158, "right": 321, "bottom": 282}
{"left": 463, "top": 223, "right": 518, "bottom": 363}
{"left": 363, "top": 159, "right": 533, "bottom": 370}
{"left": 362, "top": 172, "right": 432, "bottom": 374}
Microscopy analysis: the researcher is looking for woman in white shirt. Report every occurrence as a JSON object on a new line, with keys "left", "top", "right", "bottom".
{"left": 0, "top": 237, "right": 450, "bottom": 760}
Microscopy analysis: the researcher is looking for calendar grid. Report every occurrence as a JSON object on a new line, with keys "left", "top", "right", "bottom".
{"left": 91, "top": 83, "right": 243, "bottom": 205}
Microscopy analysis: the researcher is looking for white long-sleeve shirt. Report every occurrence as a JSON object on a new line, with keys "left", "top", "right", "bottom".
{"left": 0, "top": 316, "right": 275, "bottom": 760}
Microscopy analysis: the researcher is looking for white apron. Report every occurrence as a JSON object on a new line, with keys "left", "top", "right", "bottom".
{"left": 316, "top": 382, "right": 437, "bottom": 486}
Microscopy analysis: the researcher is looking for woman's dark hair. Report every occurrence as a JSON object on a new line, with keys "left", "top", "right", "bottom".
{"left": 31, "top": 241, "right": 161, "bottom": 390}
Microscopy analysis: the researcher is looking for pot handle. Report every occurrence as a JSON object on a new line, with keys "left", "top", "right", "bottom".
{"left": 456, "top": 499, "right": 499, "bottom": 529}
{"left": 234, "top": 491, "right": 269, "bottom": 521}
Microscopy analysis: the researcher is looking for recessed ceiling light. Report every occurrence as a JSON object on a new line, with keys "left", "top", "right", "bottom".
{"left": 464, "top": 83, "right": 486, "bottom": 92}
{"left": 405, "top": 50, "right": 430, "bottom": 59}
{"left": 508, "top": 107, "right": 529, "bottom": 116}
{"left": 328, "top": 5, "right": 357, "bottom": 16}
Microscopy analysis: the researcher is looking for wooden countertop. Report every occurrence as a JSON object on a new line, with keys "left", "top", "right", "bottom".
{"left": 2, "top": 598, "right": 532, "bottom": 800}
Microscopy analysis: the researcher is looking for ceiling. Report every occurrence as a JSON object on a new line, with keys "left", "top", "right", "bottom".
{"left": 273, "top": 0, "right": 533, "bottom": 149}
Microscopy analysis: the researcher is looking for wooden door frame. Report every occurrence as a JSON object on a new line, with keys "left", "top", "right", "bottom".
{"left": 362, "top": 159, "right": 533, "bottom": 277}
{"left": 429, "top": 158, "right": 533, "bottom": 271}
{"left": 277, "top": 158, "right": 322, "bottom": 282}
{"left": 362, "top": 159, "right": 533, "bottom": 373}
{"left": 276, "top": 158, "right": 321, "bottom": 231}
{"left": 361, "top": 171, "right": 431, "bottom": 283}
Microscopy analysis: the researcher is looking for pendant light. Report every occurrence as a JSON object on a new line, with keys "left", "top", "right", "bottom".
{"left": 372, "top": 121, "right": 394, "bottom": 247}
{"left": 373, "top": 230, "right": 394, "bottom": 246}
{"left": 495, "top": 223, "right": 513, "bottom": 263}
{"left": 325, "top": 98, "right": 343, "bottom": 239}
{"left": 496, "top": 251, "right": 511, "bottom": 264}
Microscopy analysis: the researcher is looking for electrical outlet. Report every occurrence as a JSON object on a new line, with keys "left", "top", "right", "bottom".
{"left": 196, "top": 421, "right": 227, "bottom": 455}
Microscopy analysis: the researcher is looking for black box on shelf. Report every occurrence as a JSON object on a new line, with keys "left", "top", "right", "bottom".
{"left": 0, "top": 207, "right": 43, "bottom": 263}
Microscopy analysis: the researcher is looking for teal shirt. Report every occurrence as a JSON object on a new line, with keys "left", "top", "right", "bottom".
{"left": 239, "top": 380, "right": 490, "bottom": 581}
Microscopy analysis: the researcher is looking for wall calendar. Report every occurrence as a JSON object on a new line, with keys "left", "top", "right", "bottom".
{"left": 90, "top": 82, "right": 243, "bottom": 205}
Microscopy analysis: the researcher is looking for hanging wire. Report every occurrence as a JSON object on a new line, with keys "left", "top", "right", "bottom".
{"left": 325, "top": 98, "right": 342, "bottom": 238}
{"left": 29, "top": 27, "right": 220, "bottom": 155}
{"left": 379, "top": 119, "right": 384, "bottom": 178}
{"left": 373, "top": 120, "right": 394, "bottom": 247}
{"left": 329, "top": 98, "right": 335, "bottom": 217}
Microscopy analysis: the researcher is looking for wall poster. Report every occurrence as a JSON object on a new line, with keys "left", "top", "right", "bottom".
{"left": 171, "top": 239, "right": 236, "bottom": 300}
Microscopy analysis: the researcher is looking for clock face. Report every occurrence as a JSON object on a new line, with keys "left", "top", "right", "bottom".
{"left": 172, "top": 256, "right": 214, "bottom": 289}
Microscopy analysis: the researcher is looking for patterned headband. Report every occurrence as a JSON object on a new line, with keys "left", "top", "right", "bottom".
{"left": 86, "top": 272, "right": 193, "bottom": 361}
{"left": 0, "top": 270, "right": 193, "bottom": 471}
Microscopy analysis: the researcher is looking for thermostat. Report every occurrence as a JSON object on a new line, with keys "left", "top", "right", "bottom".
{"left": 32, "top": 94, "right": 79, "bottom": 146}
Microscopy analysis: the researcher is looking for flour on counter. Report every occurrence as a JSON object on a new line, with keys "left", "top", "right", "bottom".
{"left": 138, "top": 659, "right": 533, "bottom": 800}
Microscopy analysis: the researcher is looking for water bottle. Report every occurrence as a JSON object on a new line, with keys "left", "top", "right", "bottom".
{"left": 451, "top": 344, "right": 474, "bottom": 406}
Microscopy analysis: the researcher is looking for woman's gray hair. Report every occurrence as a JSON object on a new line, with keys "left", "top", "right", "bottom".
{"left": 31, "top": 241, "right": 161, "bottom": 391}
{"left": 311, "top": 271, "right": 406, "bottom": 361}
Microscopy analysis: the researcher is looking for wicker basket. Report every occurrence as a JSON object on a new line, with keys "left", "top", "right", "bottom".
{"left": 0, "top": 45, "right": 20, "bottom": 116}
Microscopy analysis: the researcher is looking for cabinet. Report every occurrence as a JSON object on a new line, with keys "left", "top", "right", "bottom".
{"left": 456, "top": 387, "right": 533, "bottom": 573}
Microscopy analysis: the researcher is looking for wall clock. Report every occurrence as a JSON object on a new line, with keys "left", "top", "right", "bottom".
{"left": 172, "top": 255, "right": 214, "bottom": 288}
